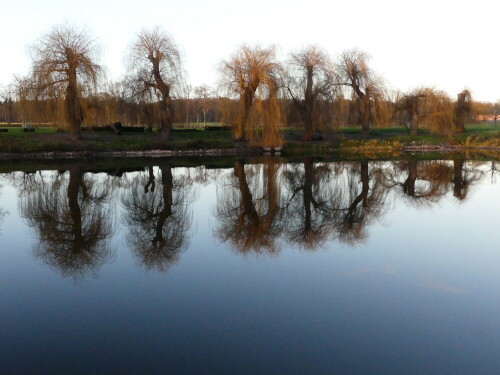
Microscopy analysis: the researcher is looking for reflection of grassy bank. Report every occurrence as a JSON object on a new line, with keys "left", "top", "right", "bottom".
{"left": 1, "top": 152, "right": 499, "bottom": 176}
{"left": 0, "top": 156, "right": 241, "bottom": 174}
{"left": 0, "top": 123, "right": 499, "bottom": 158}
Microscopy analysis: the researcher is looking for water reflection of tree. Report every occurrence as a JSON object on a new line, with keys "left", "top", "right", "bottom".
{"left": 121, "top": 163, "right": 193, "bottom": 272}
{"left": 282, "top": 158, "right": 340, "bottom": 249}
{"left": 383, "top": 160, "right": 452, "bottom": 206}
{"left": 333, "top": 161, "right": 389, "bottom": 245}
{"left": 215, "top": 160, "right": 284, "bottom": 254}
{"left": 282, "top": 160, "right": 389, "bottom": 247}
{"left": 452, "top": 160, "right": 482, "bottom": 201}
{"left": 20, "top": 167, "right": 115, "bottom": 278}
{"left": 216, "top": 159, "right": 391, "bottom": 252}
{"left": 214, "top": 159, "right": 489, "bottom": 255}
{"left": 487, "top": 161, "right": 500, "bottom": 183}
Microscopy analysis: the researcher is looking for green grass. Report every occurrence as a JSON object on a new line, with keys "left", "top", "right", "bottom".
{"left": 0, "top": 127, "right": 58, "bottom": 136}
{"left": 0, "top": 127, "right": 236, "bottom": 154}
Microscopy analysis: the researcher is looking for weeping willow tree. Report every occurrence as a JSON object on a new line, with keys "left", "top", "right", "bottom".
{"left": 396, "top": 87, "right": 455, "bottom": 135}
{"left": 30, "top": 24, "right": 102, "bottom": 140}
{"left": 248, "top": 71, "right": 285, "bottom": 147}
{"left": 219, "top": 45, "right": 284, "bottom": 145}
{"left": 127, "top": 27, "right": 183, "bottom": 141}
{"left": 286, "top": 46, "right": 337, "bottom": 140}
{"left": 337, "top": 49, "right": 389, "bottom": 137}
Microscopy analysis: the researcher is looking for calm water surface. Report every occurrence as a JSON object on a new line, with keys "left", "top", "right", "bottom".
{"left": 0, "top": 158, "right": 499, "bottom": 374}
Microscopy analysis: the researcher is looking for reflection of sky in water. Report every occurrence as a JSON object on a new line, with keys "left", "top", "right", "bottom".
{"left": 0, "top": 160, "right": 499, "bottom": 374}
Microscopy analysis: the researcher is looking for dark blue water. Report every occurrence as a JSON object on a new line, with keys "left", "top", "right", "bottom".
{"left": 0, "top": 158, "right": 499, "bottom": 374}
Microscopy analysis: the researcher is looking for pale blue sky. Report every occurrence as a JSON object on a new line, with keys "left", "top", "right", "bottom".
{"left": 1, "top": 0, "right": 499, "bottom": 101}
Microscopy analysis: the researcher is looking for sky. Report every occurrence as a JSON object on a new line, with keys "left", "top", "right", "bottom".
{"left": 0, "top": 0, "right": 499, "bottom": 101}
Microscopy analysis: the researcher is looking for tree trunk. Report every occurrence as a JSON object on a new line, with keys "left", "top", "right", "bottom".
{"left": 454, "top": 118, "right": 466, "bottom": 133}
{"left": 234, "top": 160, "right": 260, "bottom": 247}
{"left": 152, "top": 163, "right": 173, "bottom": 247}
{"left": 66, "top": 63, "right": 83, "bottom": 141}
{"left": 144, "top": 166, "right": 156, "bottom": 193}
{"left": 303, "top": 158, "right": 314, "bottom": 235}
{"left": 159, "top": 123, "right": 171, "bottom": 141}
{"left": 360, "top": 96, "right": 370, "bottom": 138}
{"left": 453, "top": 159, "right": 466, "bottom": 200}
{"left": 345, "top": 161, "right": 370, "bottom": 225}
{"left": 67, "top": 167, "right": 84, "bottom": 248}
{"left": 303, "top": 68, "right": 315, "bottom": 141}
{"left": 235, "top": 92, "right": 253, "bottom": 141}
{"left": 234, "top": 161, "right": 258, "bottom": 219}
{"left": 403, "top": 160, "right": 417, "bottom": 196}
{"left": 159, "top": 97, "right": 173, "bottom": 141}
{"left": 264, "top": 161, "right": 279, "bottom": 223}
{"left": 150, "top": 56, "right": 173, "bottom": 141}
{"left": 303, "top": 110, "right": 314, "bottom": 141}
{"left": 409, "top": 112, "right": 419, "bottom": 136}
{"left": 360, "top": 161, "right": 369, "bottom": 207}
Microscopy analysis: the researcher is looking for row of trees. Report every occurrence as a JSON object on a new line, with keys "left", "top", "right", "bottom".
{"left": 0, "top": 24, "right": 492, "bottom": 144}
{"left": 3, "top": 159, "right": 496, "bottom": 278}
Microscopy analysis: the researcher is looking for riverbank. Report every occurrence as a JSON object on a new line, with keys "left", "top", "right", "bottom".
{"left": 0, "top": 124, "right": 499, "bottom": 160}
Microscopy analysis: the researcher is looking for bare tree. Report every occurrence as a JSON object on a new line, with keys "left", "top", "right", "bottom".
{"left": 396, "top": 87, "right": 454, "bottom": 135}
{"left": 395, "top": 88, "right": 426, "bottom": 135}
{"left": 286, "top": 46, "right": 336, "bottom": 140}
{"left": 31, "top": 24, "right": 102, "bottom": 140}
{"left": 181, "top": 84, "right": 193, "bottom": 126}
{"left": 337, "top": 49, "right": 386, "bottom": 137}
{"left": 194, "top": 84, "right": 213, "bottom": 126}
{"left": 127, "top": 27, "right": 183, "bottom": 140}
{"left": 487, "top": 101, "right": 500, "bottom": 126}
{"left": 219, "top": 45, "right": 281, "bottom": 141}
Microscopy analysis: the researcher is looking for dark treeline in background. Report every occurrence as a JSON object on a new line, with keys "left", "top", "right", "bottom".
{"left": 0, "top": 24, "right": 498, "bottom": 144}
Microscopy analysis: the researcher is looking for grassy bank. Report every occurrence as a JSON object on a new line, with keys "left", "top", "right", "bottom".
{"left": 0, "top": 123, "right": 499, "bottom": 157}
{"left": 0, "top": 128, "right": 234, "bottom": 153}
{"left": 283, "top": 123, "right": 500, "bottom": 155}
